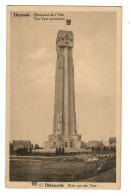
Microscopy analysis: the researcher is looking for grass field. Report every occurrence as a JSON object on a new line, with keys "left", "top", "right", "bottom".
{"left": 77, "top": 167, "right": 116, "bottom": 182}
{"left": 10, "top": 154, "right": 116, "bottom": 182}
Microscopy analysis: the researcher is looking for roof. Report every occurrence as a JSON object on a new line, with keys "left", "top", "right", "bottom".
{"left": 86, "top": 140, "right": 103, "bottom": 148}
{"left": 109, "top": 137, "right": 116, "bottom": 142}
{"left": 12, "top": 140, "right": 32, "bottom": 149}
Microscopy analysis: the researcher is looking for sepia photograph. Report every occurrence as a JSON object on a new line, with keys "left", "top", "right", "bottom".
{"left": 6, "top": 6, "right": 121, "bottom": 189}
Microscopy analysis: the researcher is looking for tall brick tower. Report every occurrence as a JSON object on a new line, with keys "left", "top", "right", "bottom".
{"left": 45, "top": 20, "right": 83, "bottom": 150}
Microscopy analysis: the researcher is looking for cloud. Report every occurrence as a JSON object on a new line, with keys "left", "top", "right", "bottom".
{"left": 29, "top": 46, "right": 47, "bottom": 60}
{"left": 27, "top": 62, "right": 55, "bottom": 89}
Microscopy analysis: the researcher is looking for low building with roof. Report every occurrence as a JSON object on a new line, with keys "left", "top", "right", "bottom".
{"left": 11, "top": 140, "right": 32, "bottom": 152}
{"left": 108, "top": 137, "right": 116, "bottom": 148}
{"left": 85, "top": 140, "right": 104, "bottom": 149}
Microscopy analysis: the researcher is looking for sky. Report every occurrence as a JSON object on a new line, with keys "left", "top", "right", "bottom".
{"left": 10, "top": 10, "right": 117, "bottom": 146}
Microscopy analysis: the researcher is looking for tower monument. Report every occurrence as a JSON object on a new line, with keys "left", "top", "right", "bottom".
{"left": 45, "top": 20, "right": 83, "bottom": 150}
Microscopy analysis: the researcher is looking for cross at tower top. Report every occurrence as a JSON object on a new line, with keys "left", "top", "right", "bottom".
{"left": 66, "top": 19, "right": 71, "bottom": 25}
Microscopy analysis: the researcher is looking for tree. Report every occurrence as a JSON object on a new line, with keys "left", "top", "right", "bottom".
{"left": 35, "top": 144, "right": 39, "bottom": 149}
{"left": 9, "top": 143, "right": 14, "bottom": 154}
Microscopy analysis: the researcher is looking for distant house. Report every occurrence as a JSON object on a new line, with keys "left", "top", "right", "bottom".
{"left": 11, "top": 140, "right": 32, "bottom": 152}
{"left": 85, "top": 140, "right": 103, "bottom": 149}
{"left": 108, "top": 137, "right": 116, "bottom": 148}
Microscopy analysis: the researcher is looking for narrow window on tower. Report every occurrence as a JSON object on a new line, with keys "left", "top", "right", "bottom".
{"left": 57, "top": 122, "right": 61, "bottom": 133}
{"left": 70, "top": 142, "right": 73, "bottom": 148}
{"left": 65, "top": 142, "right": 68, "bottom": 148}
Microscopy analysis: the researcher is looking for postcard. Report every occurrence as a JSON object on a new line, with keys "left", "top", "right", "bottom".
{"left": 6, "top": 6, "right": 121, "bottom": 189}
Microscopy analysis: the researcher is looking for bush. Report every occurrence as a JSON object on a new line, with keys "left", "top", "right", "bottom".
{"left": 15, "top": 147, "right": 32, "bottom": 156}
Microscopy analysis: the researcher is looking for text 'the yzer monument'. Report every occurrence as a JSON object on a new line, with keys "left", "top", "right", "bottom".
{"left": 45, "top": 24, "right": 84, "bottom": 150}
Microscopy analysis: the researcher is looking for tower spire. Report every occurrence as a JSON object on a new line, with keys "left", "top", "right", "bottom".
{"left": 44, "top": 25, "right": 83, "bottom": 150}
